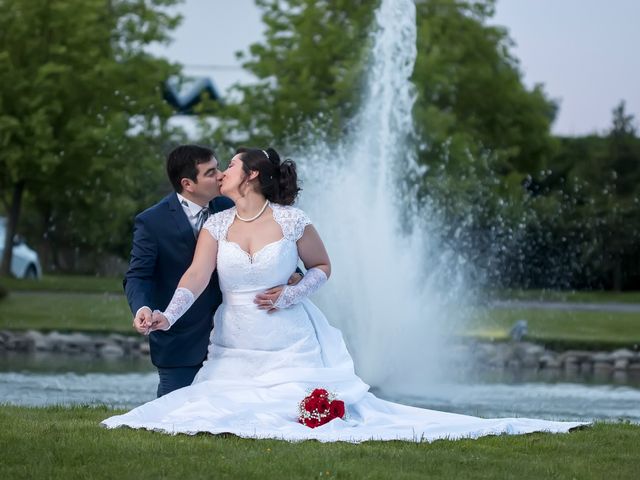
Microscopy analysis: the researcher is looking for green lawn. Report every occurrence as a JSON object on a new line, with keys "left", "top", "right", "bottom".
{"left": 3, "top": 275, "right": 640, "bottom": 304}
{"left": 494, "top": 288, "right": 640, "bottom": 304}
{"left": 0, "top": 406, "right": 637, "bottom": 479}
{"left": 0, "top": 274, "right": 123, "bottom": 294}
{"left": 0, "top": 292, "right": 131, "bottom": 333}
{"left": 1, "top": 290, "right": 640, "bottom": 347}
{"left": 1, "top": 277, "right": 639, "bottom": 347}
{"left": 469, "top": 308, "right": 640, "bottom": 350}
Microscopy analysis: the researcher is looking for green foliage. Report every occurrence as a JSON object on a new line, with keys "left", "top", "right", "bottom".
{"left": 0, "top": 0, "right": 184, "bottom": 272}
{"left": 522, "top": 101, "right": 640, "bottom": 290}
{"left": 212, "top": 0, "right": 378, "bottom": 148}
{"left": 3, "top": 0, "right": 630, "bottom": 290}
{"left": 212, "top": 0, "right": 559, "bottom": 221}
{"left": 214, "top": 0, "right": 640, "bottom": 291}
{"left": 411, "top": 0, "right": 557, "bottom": 223}
{"left": 207, "top": 0, "right": 640, "bottom": 291}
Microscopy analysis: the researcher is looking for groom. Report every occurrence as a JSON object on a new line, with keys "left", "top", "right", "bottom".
{"left": 125, "top": 144, "right": 233, "bottom": 396}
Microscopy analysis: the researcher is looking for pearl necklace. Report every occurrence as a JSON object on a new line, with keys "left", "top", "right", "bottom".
{"left": 235, "top": 200, "right": 270, "bottom": 222}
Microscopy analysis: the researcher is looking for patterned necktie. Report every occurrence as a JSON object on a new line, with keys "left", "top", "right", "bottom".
{"left": 195, "top": 206, "right": 210, "bottom": 232}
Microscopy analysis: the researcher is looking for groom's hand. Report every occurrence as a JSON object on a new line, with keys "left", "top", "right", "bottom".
{"left": 288, "top": 272, "right": 303, "bottom": 285}
{"left": 254, "top": 286, "right": 284, "bottom": 314}
{"left": 133, "top": 307, "right": 153, "bottom": 335}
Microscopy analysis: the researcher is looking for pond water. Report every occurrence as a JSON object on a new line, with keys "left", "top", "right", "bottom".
{"left": 2, "top": 353, "right": 639, "bottom": 423}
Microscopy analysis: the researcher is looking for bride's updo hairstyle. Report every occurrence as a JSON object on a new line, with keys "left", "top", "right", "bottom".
{"left": 236, "top": 147, "right": 301, "bottom": 206}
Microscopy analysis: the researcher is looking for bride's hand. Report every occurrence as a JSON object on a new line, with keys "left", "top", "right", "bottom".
{"left": 254, "top": 286, "right": 284, "bottom": 314}
{"left": 149, "top": 310, "right": 170, "bottom": 331}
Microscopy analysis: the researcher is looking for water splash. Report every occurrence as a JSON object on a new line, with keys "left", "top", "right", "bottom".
{"left": 297, "top": 0, "right": 472, "bottom": 392}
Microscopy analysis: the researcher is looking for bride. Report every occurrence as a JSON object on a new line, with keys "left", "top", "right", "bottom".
{"left": 102, "top": 147, "right": 586, "bottom": 442}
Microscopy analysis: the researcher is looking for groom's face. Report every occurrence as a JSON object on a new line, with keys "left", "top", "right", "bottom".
{"left": 189, "top": 157, "right": 220, "bottom": 202}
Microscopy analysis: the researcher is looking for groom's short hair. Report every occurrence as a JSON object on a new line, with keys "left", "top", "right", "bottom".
{"left": 166, "top": 144, "right": 216, "bottom": 193}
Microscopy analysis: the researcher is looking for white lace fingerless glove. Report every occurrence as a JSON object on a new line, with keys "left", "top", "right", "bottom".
{"left": 158, "top": 287, "right": 195, "bottom": 328}
{"left": 273, "top": 267, "right": 327, "bottom": 309}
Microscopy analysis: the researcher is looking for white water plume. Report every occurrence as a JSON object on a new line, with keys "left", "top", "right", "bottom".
{"left": 297, "top": 0, "right": 472, "bottom": 393}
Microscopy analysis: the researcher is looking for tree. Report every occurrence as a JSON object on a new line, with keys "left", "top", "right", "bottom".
{"left": 600, "top": 102, "right": 639, "bottom": 289}
{"left": 0, "top": 0, "right": 182, "bottom": 275}
{"left": 411, "top": 0, "right": 557, "bottom": 204}
{"left": 212, "top": 0, "right": 378, "bottom": 149}
{"left": 608, "top": 101, "right": 639, "bottom": 197}
{"left": 214, "top": 0, "right": 557, "bottom": 196}
{"left": 517, "top": 101, "right": 640, "bottom": 290}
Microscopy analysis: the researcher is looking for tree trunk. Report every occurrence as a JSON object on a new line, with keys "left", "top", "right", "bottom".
{"left": 38, "top": 207, "right": 53, "bottom": 273}
{"left": 1, "top": 181, "right": 25, "bottom": 277}
{"left": 613, "top": 257, "right": 623, "bottom": 292}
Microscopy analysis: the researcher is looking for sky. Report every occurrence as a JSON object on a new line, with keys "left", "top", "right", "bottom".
{"left": 149, "top": 0, "right": 640, "bottom": 136}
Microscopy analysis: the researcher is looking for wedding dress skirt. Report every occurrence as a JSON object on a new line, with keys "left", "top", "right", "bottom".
{"left": 102, "top": 205, "right": 587, "bottom": 442}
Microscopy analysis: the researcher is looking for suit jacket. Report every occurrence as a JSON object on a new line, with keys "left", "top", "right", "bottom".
{"left": 124, "top": 193, "right": 235, "bottom": 368}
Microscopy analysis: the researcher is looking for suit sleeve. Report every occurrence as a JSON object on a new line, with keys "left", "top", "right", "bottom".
{"left": 123, "top": 215, "right": 158, "bottom": 315}
{"left": 212, "top": 195, "right": 235, "bottom": 212}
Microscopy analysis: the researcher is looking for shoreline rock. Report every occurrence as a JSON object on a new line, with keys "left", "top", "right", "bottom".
{"left": 0, "top": 329, "right": 148, "bottom": 358}
{"left": 1, "top": 329, "right": 640, "bottom": 376}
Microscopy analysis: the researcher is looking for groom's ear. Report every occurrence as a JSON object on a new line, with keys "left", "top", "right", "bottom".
{"left": 181, "top": 177, "right": 196, "bottom": 192}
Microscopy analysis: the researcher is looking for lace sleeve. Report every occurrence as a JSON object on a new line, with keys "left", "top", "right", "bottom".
{"left": 293, "top": 209, "right": 312, "bottom": 241}
{"left": 274, "top": 267, "right": 327, "bottom": 309}
{"left": 202, "top": 209, "right": 234, "bottom": 240}
{"left": 157, "top": 287, "right": 195, "bottom": 328}
{"left": 273, "top": 205, "right": 312, "bottom": 241}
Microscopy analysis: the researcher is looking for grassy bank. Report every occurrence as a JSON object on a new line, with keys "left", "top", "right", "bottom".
{"left": 0, "top": 277, "right": 639, "bottom": 348}
{"left": 470, "top": 308, "right": 640, "bottom": 350}
{"left": 0, "top": 292, "right": 131, "bottom": 333}
{"left": 4, "top": 275, "right": 640, "bottom": 302}
{"left": 1, "top": 292, "right": 640, "bottom": 346}
{"left": 495, "top": 288, "right": 640, "bottom": 304}
{"left": 0, "top": 274, "right": 122, "bottom": 294}
{"left": 1, "top": 406, "right": 638, "bottom": 479}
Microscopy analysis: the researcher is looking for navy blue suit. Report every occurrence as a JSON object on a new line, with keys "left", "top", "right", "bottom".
{"left": 124, "top": 193, "right": 234, "bottom": 395}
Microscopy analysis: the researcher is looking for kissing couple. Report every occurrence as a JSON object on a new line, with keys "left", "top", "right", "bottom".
{"left": 103, "top": 144, "right": 586, "bottom": 442}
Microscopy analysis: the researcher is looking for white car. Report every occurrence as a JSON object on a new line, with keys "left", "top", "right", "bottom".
{"left": 0, "top": 218, "right": 42, "bottom": 279}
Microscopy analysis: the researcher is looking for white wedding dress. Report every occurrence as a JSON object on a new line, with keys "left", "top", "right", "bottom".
{"left": 102, "top": 205, "right": 587, "bottom": 442}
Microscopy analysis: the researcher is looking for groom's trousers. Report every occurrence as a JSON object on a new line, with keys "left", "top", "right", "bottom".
{"left": 157, "top": 365, "right": 202, "bottom": 397}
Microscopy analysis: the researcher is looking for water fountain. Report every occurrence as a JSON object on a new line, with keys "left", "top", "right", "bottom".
{"left": 297, "top": 0, "right": 472, "bottom": 392}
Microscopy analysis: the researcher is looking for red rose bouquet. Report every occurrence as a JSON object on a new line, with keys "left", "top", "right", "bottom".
{"left": 298, "top": 388, "right": 346, "bottom": 428}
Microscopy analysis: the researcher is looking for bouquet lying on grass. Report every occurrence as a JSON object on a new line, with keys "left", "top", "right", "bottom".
{"left": 298, "top": 388, "right": 346, "bottom": 428}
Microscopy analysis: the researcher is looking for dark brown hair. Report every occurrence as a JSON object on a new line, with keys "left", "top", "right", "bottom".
{"left": 166, "top": 144, "right": 215, "bottom": 193}
{"left": 235, "top": 147, "right": 300, "bottom": 206}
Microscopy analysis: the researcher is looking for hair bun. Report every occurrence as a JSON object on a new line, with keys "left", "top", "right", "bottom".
{"left": 266, "top": 147, "right": 281, "bottom": 168}
{"left": 235, "top": 146, "right": 300, "bottom": 205}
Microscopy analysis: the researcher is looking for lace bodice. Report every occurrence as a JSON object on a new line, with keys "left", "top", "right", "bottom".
{"left": 203, "top": 203, "right": 310, "bottom": 242}
{"left": 202, "top": 203, "right": 311, "bottom": 293}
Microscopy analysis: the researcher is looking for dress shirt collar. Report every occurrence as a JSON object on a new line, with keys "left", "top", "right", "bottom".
{"left": 176, "top": 193, "right": 207, "bottom": 219}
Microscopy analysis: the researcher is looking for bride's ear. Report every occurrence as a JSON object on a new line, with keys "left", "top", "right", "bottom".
{"left": 248, "top": 170, "right": 260, "bottom": 182}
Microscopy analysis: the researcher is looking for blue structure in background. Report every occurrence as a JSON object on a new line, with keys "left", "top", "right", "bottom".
{"left": 163, "top": 76, "right": 222, "bottom": 114}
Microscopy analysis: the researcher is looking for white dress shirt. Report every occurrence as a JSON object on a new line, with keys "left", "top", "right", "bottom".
{"left": 176, "top": 192, "right": 208, "bottom": 233}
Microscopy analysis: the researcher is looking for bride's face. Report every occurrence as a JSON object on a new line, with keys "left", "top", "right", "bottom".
{"left": 220, "top": 154, "right": 249, "bottom": 197}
